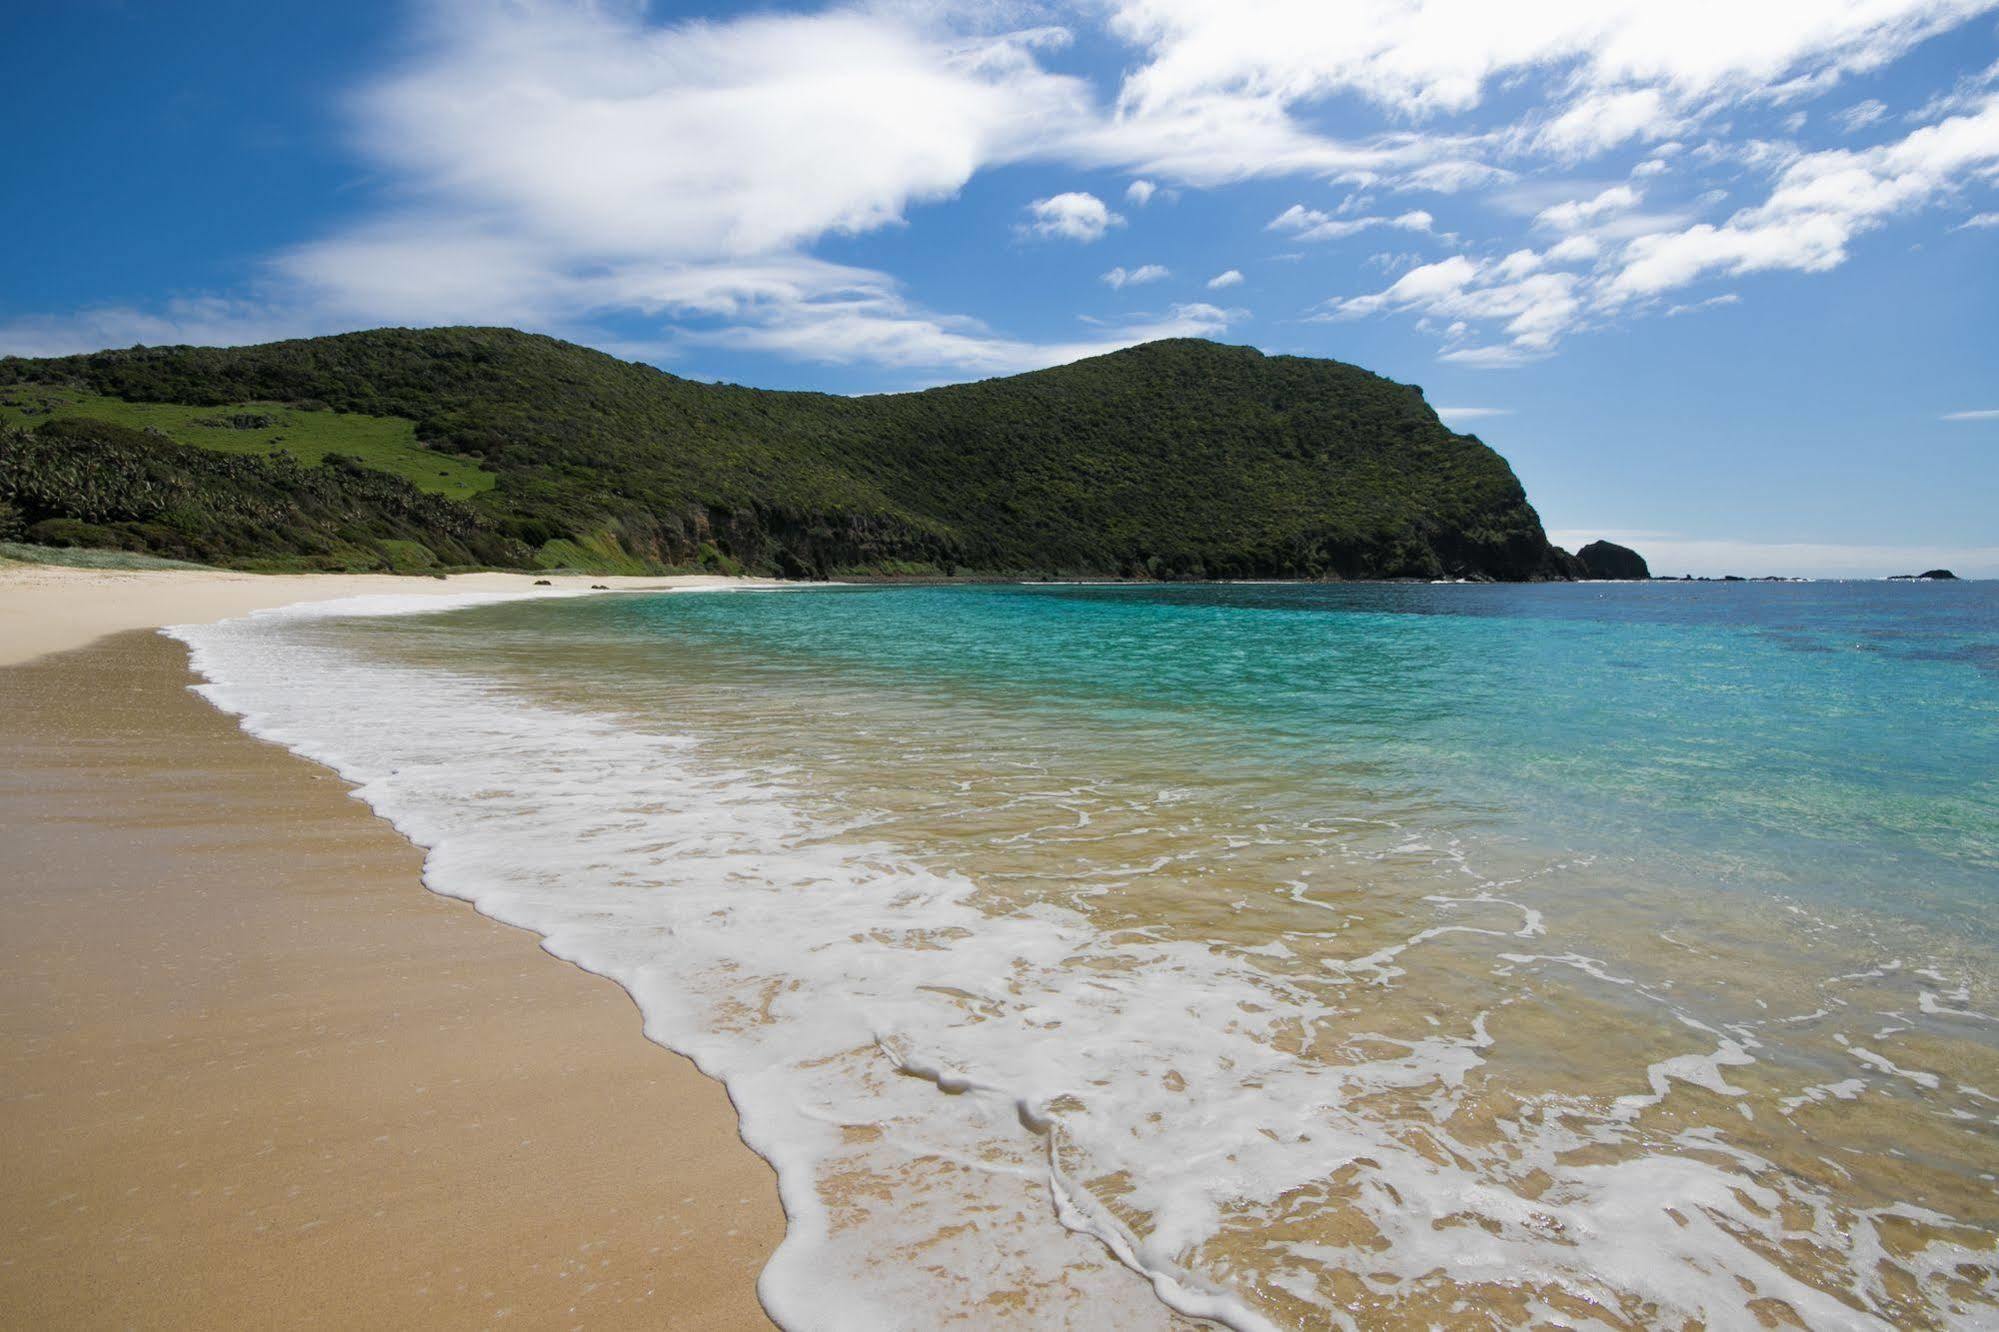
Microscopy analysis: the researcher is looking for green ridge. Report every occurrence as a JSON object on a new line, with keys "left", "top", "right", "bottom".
{"left": 1, "top": 327, "right": 1581, "bottom": 580}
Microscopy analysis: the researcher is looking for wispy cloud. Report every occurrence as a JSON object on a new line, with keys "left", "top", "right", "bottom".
{"left": 1433, "top": 406, "right": 1514, "bottom": 422}
{"left": 1206, "top": 269, "right": 1244, "bottom": 289}
{"left": 1942, "top": 408, "right": 1999, "bottom": 420}
{"left": 1102, "top": 263, "right": 1170, "bottom": 288}
{"left": 1269, "top": 204, "right": 1433, "bottom": 242}
{"left": 1836, "top": 99, "right": 1890, "bottom": 132}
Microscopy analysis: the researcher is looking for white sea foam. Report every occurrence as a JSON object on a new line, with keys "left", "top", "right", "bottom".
{"left": 165, "top": 594, "right": 1994, "bottom": 1330}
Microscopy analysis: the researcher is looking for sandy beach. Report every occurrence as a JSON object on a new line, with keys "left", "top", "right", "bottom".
{"left": 0, "top": 563, "right": 787, "bottom": 1327}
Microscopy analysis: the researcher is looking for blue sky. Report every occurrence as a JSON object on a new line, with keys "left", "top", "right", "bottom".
{"left": 3, "top": 0, "right": 1996, "bottom": 576}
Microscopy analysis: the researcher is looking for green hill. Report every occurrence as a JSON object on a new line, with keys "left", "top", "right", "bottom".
{"left": 0, "top": 327, "right": 1581, "bottom": 580}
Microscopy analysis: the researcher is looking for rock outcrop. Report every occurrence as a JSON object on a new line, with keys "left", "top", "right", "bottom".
{"left": 1574, "top": 540, "right": 1651, "bottom": 580}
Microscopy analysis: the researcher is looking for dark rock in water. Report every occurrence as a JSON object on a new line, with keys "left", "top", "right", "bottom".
{"left": 1919, "top": 569, "right": 1958, "bottom": 580}
{"left": 1575, "top": 540, "right": 1651, "bottom": 580}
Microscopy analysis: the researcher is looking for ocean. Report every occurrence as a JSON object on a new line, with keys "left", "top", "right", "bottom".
{"left": 172, "top": 580, "right": 1999, "bottom": 1329}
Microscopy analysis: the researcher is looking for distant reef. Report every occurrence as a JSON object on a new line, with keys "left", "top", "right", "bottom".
{"left": 4, "top": 328, "right": 1601, "bottom": 580}
{"left": 1889, "top": 569, "right": 1959, "bottom": 581}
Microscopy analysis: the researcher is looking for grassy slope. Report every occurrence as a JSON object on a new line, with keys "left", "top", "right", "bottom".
{"left": 0, "top": 384, "right": 493, "bottom": 499}
{"left": 1, "top": 328, "right": 1576, "bottom": 580}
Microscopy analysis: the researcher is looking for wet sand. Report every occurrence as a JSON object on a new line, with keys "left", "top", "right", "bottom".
{"left": 0, "top": 629, "right": 785, "bottom": 1327}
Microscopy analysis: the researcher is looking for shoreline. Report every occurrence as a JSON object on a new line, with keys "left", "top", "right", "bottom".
{"left": 0, "top": 569, "right": 789, "bottom": 1326}
{"left": 0, "top": 559, "right": 786, "bottom": 668}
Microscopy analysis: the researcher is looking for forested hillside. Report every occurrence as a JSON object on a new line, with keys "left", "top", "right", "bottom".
{"left": 1, "top": 328, "right": 1582, "bottom": 579}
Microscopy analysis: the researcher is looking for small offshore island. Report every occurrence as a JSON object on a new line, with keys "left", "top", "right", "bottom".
{"left": 6, "top": 329, "right": 1638, "bottom": 585}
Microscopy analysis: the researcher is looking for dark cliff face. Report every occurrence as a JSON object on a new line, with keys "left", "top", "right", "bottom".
{"left": 1575, "top": 540, "right": 1651, "bottom": 580}
{"left": 2, "top": 330, "right": 1582, "bottom": 580}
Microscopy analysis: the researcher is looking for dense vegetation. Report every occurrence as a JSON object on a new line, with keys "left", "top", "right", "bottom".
{"left": 0, "top": 419, "right": 515, "bottom": 571}
{"left": 1, "top": 328, "right": 1583, "bottom": 579}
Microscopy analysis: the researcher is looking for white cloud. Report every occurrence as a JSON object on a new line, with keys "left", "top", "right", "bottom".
{"left": 1433, "top": 405, "right": 1514, "bottom": 421}
{"left": 1328, "top": 86, "right": 1999, "bottom": 363}
{"left": 1665, "top": 292, "right": 1741, "bottom": 316}
{"left": 1546, "top": 234, "right": 1603, "bottom": 263}
{"left": 1837, "top": 98, "right": 1890, "bottom": 132}
{"left": 1909, "top": 55, "right": 1999, "bottom": 120}
{"left": 1398, "top": 159, "right": 1517, "bottom": 192}
{"left": 1607, "top": 95, "right": 1999, "bottom": 300}
{"left": 1955, "top": 211, "right": 1999, "bottom": 228}
{"left": 1437, "top": 343, "right": 1549, "bottom": 368}
{"left": 1537, "top": 88, "right": 1676, "bottom": 156}
{"left": 693, "top": 299, "right": 1237, "bottom": 375}
{"left": 1125, "top": 178, "right": 1158, "bottom": 205}
{"left": 354, "top": 3, "right": 1093, "bottom": 260}
{"left": 1021, "top": 191, "right": 1125, "bottom": 242}
{"left": 1103, "top": 263, "right": 1171, "bottom": 287}
{"left": 1331, "top": 253, "right": 1584, "bottom": 359}
{"left": 1206, "top": 268, "right": 1245, "bottom": 289}
{"left": 1105, "top": 0, "right": 1997, "bottom": 165}
{"left": 1942, "top": 408, "right": 1999, "bottom": 419}
{"left": 1268, "top": 204, "right": 1434, "bottom": 241}
{"left": 1535, "top": 184, "right": 1644, "bottom": 231}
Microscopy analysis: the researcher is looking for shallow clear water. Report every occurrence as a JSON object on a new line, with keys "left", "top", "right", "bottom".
{"left": 175, "top": 581, "right": 1999, "bottom": 1329}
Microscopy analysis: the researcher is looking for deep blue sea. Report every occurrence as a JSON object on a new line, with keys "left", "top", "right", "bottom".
{"left": 179, "top": 579, "right": 1999, "bottom": 1329}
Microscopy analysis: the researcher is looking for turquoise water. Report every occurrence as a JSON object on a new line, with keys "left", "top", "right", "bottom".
{"left": 185, "top": 580, "right": 1999, "bottom": 1328}
{"left": 580, "top": 580, "right": 1999, "bottom": 931}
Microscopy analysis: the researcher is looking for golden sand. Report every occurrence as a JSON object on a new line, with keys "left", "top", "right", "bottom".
{"left": 0, "top": 628, "right": 784, "bottom": 1327}
{"left": 0, "top": 561, "right": 781, "bottom": 668}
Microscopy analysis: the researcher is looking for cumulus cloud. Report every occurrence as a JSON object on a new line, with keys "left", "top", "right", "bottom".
{"left": 1329, "top": 252, "right": 1583, "bottom": 361}
{"left": 1206, "top": 268, "right": 1245, "bottom": 289}
{"left": 1537, "top": 88, "right": 1676, "bottom": 156}
{"left": 1021, "top": 191, "right": 1126, "bottom": 242}
{"left": 1103, "top": 263, "right": 1171, "bottom": 287}
{"left": 1125, "top": 178, "right": 1157, "bottom": 205}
